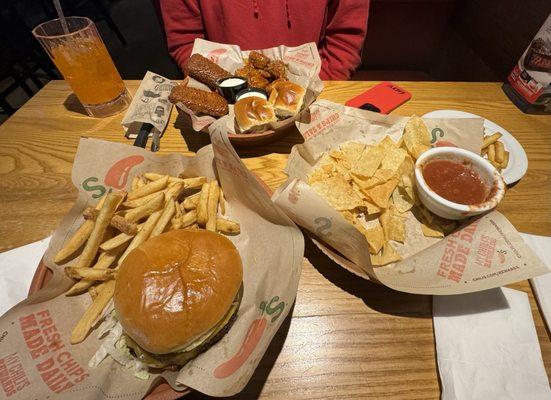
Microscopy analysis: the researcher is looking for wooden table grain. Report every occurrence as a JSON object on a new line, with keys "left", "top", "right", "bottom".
{"left": 0, "top": 81, "right": 549, "bottom": 399}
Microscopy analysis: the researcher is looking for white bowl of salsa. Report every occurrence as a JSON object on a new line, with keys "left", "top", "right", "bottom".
{"left": 414, "top": 147, "right": 506, "bottom": 220}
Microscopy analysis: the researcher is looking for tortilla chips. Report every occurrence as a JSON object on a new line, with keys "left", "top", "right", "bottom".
{"left": 307, "top": 115, "right": 457, "bottom": 267}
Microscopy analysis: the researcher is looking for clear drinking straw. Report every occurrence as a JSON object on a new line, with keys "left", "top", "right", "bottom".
{"left": 52, "top": 0, "right": 69, "bottom": 34}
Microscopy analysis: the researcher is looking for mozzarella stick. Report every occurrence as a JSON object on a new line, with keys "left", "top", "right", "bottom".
{"left": 75, "top": 192, "right": 123, "bottom": 269}
{"left": 196, "top": 183, "right": 210, "bottom": 225}
{"left": 127, "top": 175, "right": 169, "bottom": 200}
{"left": 482, "top": 132, "right": 502, "bottom": 149}
{"left": 71, "top": 280, "right": 116, "bottom": 344}
{"left": 54, "top": 195, "right": 107, "bottom": 264}
{"left": 182, "top": 192, "right": 200, "bottom": 210}
{"left": 151, "top": 200, "right": 176, "bottom": 237}
{"left": 124, "top": 192, "right": 164, "bottom": 222}
{"left": 206, "top": 181, "right": 219, "bottom": 231}
{"left": 118, "top": 210, "right": 162, "bottom": 265}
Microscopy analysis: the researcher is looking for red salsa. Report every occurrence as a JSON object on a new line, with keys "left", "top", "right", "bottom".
{"left": 422, "top": 160, "right": 489, "bottom": 205}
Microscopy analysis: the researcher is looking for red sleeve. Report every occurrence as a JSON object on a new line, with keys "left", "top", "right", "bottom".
{"left": 159, "top": 0, "right": 205, "bottom": 72}
{"left": 319, "top": 0, "right": 369, "bottom": 80}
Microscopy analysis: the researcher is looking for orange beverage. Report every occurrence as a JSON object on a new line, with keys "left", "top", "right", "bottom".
{"left": 33, "top": 17, "right": 131, "bottom": 118}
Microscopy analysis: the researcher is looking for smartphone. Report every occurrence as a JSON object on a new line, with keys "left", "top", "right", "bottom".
{"left": 345, "top": 82, "right": 411, "bottom": 114}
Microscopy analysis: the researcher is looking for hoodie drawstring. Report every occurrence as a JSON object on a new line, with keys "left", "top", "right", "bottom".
{"left": 252, "top": 0, "right": 292, "bottom": 29}
{"left": 253, "top": 0, "right": 259, "bottom": 18}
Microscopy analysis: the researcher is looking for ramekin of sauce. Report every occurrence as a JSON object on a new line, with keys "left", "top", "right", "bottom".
{"left": 235, "top": 88, "right": 268, "bottom": 102}
{"left": 216, "top": 76, "right": 248, "bottom": 103}
{"left": 414, "top": 147, "right": 506, "bottom": 220}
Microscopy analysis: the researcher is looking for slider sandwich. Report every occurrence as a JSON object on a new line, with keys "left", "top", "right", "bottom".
{"left": 268, "top": 81, "right": 306, "bottom": 118}
{"left": 234, "top": 96, "right": 277, "bottom": 133}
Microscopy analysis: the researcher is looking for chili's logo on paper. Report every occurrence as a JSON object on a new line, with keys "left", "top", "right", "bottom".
{"left": 430, "top": 127, "right": 458, "bottom": 148}
{"left": 206, "top": 48, "right": 227, "bottom": 64}
{"left": 81, "top": 155, "right": 145, "bottom": 198}
{"left": 213, "top": 296, "right": 285, "bottom": 379}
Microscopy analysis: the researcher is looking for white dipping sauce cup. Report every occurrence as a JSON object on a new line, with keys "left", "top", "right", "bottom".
{"left": 414, "top": 147, "right": 506, "bottom": 220}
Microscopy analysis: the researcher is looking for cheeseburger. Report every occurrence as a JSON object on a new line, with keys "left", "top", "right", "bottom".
{"left": 113, "top": 229, "right": 243, "bottom": 369}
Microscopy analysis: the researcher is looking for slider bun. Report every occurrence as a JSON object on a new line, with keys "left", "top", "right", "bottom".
{"left": 114, "top": 230, "right": 243, "bottom": 355}
{"left": 234, "top": 96, "right": 277, "bottom": 133}
{"left": 268, "top": 81, "right": 306, "bottom": 118}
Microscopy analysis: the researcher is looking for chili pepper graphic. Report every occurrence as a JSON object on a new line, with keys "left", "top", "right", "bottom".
{"left": 213, "top": 296, "right": 284, "bottom": 379}
{"left": 104, "top": 155, "right": 144, "bottom": 189}
{"left": 434, "top": 140, "right": 458, "bottom": 148}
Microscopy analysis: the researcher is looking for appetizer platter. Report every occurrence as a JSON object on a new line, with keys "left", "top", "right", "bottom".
{"left": 168, "top": 39, "right": 323, "bottom": 146}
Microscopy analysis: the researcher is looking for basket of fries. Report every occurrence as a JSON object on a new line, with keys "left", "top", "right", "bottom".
{"left": 0, "top": 131, "right": 304, "bottom": 399}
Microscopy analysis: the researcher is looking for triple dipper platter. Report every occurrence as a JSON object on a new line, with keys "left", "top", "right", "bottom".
{"left": 167, "top": 40, "right": 323, "bottom": 142}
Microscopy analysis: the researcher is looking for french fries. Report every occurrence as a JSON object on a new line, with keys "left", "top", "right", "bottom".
{"left": 127, "top": 175, "right": 169, "bottom": 200}
{"left": 65, "top": 267, "right": 116, "bottom": 281}
{"left": 55, "top": 169, "right": 239, "bottom": 347}
{"left": 110, "top": 215, "right": 138, "bottom": 235}
{"left": 150, "top": 200, "right": 176, "bottom": 238}
{"left": 482, "top": 132, "right": 502, "bottom": 148}
{"left": 495, "top": 141, "right": 505, "bottom": 164}
{"left": 54, "top": 195, "right": 107, "bottom": 263}
{"left": 219, "top": 188, "right": 226, "bottom": 215}
{"left": 197, "top": 183, "right": 210, "bottom": 225}
{"left": 481, "top": 132, "right": 509, "bottom": 172}
{"left": 65, "top": 249, "right": 122, "bottom": 296}
{"left": 182, "top": 192, "right": 200, "bottom": 210}
{"left": 124, "top": 192, "right": 164, "bottom": 222}
{"left": 181, "top": 176, "right": 207, "bottom": 189}
{"left": 71, "top": 280, "right": 116, "bottom": 344}
{"left": 75, "top": 192, "right": 124, "bottom": 270}
{"left": 217, "top": 218, "right": 240, "bottom": 234}
{"left": 206, "top": 181, "right": 220, "bottom": 231}
{"left": 99, "top": 224, "right": 141, "bottom": 251}
{"left": 118, "top": 209, "right": 163, "bottom": 265}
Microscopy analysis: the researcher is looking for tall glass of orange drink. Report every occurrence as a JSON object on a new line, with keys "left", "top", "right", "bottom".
{"left": 33, "top": 17, "right": 131, "bottom": 118}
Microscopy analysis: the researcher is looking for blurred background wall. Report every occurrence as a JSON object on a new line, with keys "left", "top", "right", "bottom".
{"left": 1, "top": 0, "right": 550, "bottom": 122}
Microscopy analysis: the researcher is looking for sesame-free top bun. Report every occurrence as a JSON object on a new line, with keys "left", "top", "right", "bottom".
{"left": 234, "top": 96, "right": 277, "bottom": 133}
{"left": 114, "top": 229, "right": 243, "bottom": 355}
{"left": 268, "top": 81, "right": 306, "bottom": 118}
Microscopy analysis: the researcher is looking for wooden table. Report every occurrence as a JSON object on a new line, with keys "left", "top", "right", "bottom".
{"left": 0, "top": 81, "right": 550, "bottom": 399}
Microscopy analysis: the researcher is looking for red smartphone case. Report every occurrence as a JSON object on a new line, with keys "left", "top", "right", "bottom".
{"left": 345, "top": 82, "right": 411, "bottom": 114}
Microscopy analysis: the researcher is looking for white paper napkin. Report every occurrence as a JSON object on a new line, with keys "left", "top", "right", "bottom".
{"left": 0, "top": 237, "right": 51, "bottom": 317}
{"left": 522, "top": 232, "right": 551, "bottom": 330}
{"left": 434, "top": 287, "right": 551, "bottom": 399}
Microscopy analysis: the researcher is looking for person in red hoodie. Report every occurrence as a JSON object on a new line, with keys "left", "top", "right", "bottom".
{"left": 159, "top": 0, "right": 369, "bottom": 80}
